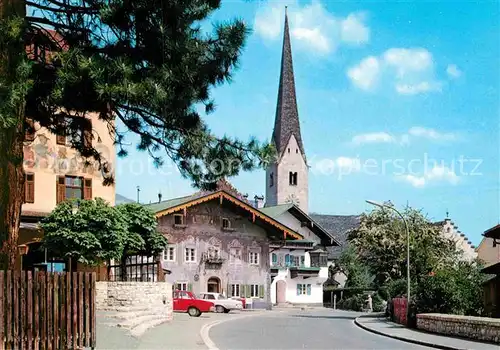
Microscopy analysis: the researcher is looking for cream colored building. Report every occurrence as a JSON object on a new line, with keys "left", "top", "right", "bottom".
{"left": 20, "top": 112, "right": 115, "bottom": 249}
{"left": 476, "top": 236, "right": 500, "bottom": 266}
{"left": 437, "top": 218, "right": 477, "bottom": 261}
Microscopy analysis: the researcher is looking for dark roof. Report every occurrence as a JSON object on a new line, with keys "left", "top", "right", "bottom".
{"left": 310, "top": 214, "right": 361, "bottom": 260}
{"left": 272, "top": 10, "right": 305, "bottom": 158}
{"left": 261, "top": 204, "right": 339, "bottom": 246}
{"left": 484, "top": 224, "right": 500, "bottom": 239}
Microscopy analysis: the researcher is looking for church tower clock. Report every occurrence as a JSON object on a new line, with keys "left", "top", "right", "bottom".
{"left": 265, "top": 8, "right": 309, "bottom": 214}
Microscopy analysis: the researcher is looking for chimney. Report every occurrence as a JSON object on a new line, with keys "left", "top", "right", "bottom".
{"left": 254, "top": 195, "right": 264, "bottom": 209}
{"left": 158, "top": 191, "right": 162, "bottom": 203}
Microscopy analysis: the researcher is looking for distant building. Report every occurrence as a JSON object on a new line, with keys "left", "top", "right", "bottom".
{"left": 433, "top": 218, "right": 477, "bottom": 261}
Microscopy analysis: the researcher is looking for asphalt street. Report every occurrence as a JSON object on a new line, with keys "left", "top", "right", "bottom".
{"left": 209, "top": 308, "right": 433, "bottom": 350}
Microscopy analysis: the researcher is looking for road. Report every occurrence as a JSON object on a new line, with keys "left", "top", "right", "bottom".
{"left": 209, "top": 308, "right": 433, "bottom": 350}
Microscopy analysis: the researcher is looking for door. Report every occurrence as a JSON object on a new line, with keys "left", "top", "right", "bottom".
{"left": 276, "top": 280, "right": 286, "bottom": 304}
{"left": 176, "top": 291, "right": 190, "bottom": 311}
{"left": 207, "top": 277, "right": 220, "bottom": 293}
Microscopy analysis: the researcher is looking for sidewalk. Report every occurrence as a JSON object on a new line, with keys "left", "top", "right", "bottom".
{"left": 355, "top": 315, "right": 498, "bottom": 350}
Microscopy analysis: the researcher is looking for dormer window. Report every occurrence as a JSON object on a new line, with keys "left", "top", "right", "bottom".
{"left": 289, "top": 172, "right": 298, "bottom": 186}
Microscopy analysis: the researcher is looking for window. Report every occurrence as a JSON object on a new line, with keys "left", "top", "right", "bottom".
{"left": 163, "top": 246, "right": 176, "bottom": 262}
{"left": 185, "top": 248, "right": 196, "bottom": 262}
{"left": 24, "top": 173, "right": 35, "bottom": 203}
{"left": 296, "top": 149, "right": 298, "bottom": 154}
{"left": 289, "top": 172, "right": 298, "bottom": 186}
{"left": 288, "top": 148, "right": 290, "bottom": 153}
{"left": 269, "top": 173, "right": 274, "bottom": 187}
{"left": 222, "top": 218, "right": 231, "bottom": 229}
{"left": 56, "top": 117, "right": 91, "bottom": 147}
{"left": 174, "top": 214, "right": 184, "bottom": 225}
{"left": 176, "top": 282, "right": 188, "bottom": 291}
{"left": 229, "top": 248, "right": 242, "bottom": 264}
{"left": 250, "top": 284, "right": 260, "bottom": 297}
{"left": 249, "top": 252, "right": 259, "bottom": 265}
{"left": 56, "top": 176, "right": 92, "bottom": 203}
{"left": 296, "top": 284, "right": 311, "bottom": 296}
{"left": 203, "top": 294, "right": 216, "bottom": 300}
{"left": 271, "top": 253, "right": 278, "bottom": 266}
{"left": 230, "top": 284, "right": 240, "bottom": 297}
{"left": 208, "top": 247, "right": 220, "bottom": 259}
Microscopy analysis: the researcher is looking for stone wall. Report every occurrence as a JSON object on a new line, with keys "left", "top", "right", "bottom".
{"left": 417, "top": 313, "right": 500, "bottom": 344}
{"left": 96, "top": 281, "right": 173, "bottom": 320}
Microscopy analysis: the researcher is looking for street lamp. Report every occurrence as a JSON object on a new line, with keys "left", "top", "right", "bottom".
{"left": 366, "top": 200, "right": 411, "bottom": 317}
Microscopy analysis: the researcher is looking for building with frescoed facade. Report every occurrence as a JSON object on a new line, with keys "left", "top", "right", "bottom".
{"left": 147, "top": 181, "right": 303, "bottom": 308}
{"left": 19, "top": 29, "right": 116, "bottom": 271}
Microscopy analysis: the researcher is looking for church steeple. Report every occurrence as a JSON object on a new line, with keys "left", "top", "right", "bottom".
{"left": 272, "top": 7, "right": 305, "bottom": 158}
{"left": 265, "top": 8, "right": 309, "bottom": 214}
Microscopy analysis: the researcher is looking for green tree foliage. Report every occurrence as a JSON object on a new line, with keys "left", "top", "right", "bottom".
{"left": 40, "top": 198, "right": 127, "bottom": 265}
{"left": 337, "top": 245, "right": 371, "bottom": 289}
{"left": 116, "top": 203, "right": 167, "bottom": 257}
{"left": 0, "top": 0, "right": 273, "bottom": 267}
{"left": 40, "top": 199, "right": 167, "bottom": 271}
{"left": 348, "top": 207, "right": 458, "bottom": 287}
{"left": 414, "top": 260, "right": 485, "bottom": 316}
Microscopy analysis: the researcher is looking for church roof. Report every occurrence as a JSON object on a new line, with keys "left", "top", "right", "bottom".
{"left": 272, "top": 8, "right": 305, "bottom": 158}
{"left": 309, "top": 214, "right": 361, "bottom": 260}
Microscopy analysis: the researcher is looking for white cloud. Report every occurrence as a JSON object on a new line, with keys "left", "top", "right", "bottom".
{"left": 352, "top": 132, "right": 394, "bottom": 145}
{"left": 401, "top": 175, "right": 426, "bottom": 188}
{"left": 398, "top": 165, "right": 459, "bottom": 188}
{"left": 408, "top": 127, "right": 457, "bottom": 141}
{"left": 347, "top": 47, "right": 443, "bottom": 95}
{"left": 347, "top": 56, "right": 380, "bottom": 90}
{"left": 254, "top": 1, "right": 369, "bottom": 55}
{"left": 340, "top": 12, "right": 370, "bottom": 45}
{"left": 446, "top": 64, "right": 462, "bottom": 79}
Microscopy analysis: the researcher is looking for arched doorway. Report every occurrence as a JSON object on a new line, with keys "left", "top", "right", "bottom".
{"left": 276, "top": 280, "right": 286, "bottom": 304}
{"left": 207, "top": 277, "right": 221, "bottom": 293}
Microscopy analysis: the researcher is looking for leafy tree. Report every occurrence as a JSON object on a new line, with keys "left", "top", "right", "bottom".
{"left": 348, "top": 206, "right": 458, "bottom": 287}
{"left": 116, "top": 203, "right": 167, "bottom": 280}
{"left": 40, "top": 198, "right": 127, "bottom": 266}
{"left": 337, "top": 245, "right": 371, "bottom": 289}
{"left": 0, "top": 0, "right": 273, "bottom": 268}
{"left": 414, "top": 260, "right": 485, "bottom": 316}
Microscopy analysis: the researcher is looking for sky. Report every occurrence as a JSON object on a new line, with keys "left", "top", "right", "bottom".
{"left": 116, "top": 0, "right": 500, "bottom": 245}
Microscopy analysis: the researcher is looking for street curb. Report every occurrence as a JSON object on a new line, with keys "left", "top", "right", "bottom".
{"left": 353, "top": 316, "right": 461, "bottom": 350}
{"left": 200, "top": 311, "right": 267, "bottom": 350}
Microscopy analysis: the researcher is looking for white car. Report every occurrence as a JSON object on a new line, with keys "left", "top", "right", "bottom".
{"left": 199, "top": 292, "right": 243, "bottom": 313}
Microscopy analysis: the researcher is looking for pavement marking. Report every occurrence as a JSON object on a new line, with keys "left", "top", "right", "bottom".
{"left": 200, "top": 311, "right": 283, "bottom": 350}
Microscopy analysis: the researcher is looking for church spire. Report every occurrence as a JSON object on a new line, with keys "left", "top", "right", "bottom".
{"left": 272, "top": 7, "right": 305, "bottom": 158}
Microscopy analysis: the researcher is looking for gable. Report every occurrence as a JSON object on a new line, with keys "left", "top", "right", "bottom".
{"left": 151, "top": 190, "right": 303, "bottom": 240}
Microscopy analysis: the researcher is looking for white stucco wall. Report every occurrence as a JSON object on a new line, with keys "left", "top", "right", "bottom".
{"left": 441, "top": 219, "right": 477, "bottom": 261}
{"left": 266, "top": 135, "right": 309, "bottom": 213}
{"left": 273, "top": 212, "right": 320, "bottom": 244}
{"left": 270, "top": 267, "right": 327, "bottom": 304}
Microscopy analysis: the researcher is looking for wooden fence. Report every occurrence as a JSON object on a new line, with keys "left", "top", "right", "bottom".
{"left": 0, "top": 271, "right": 96, "bottom": 349}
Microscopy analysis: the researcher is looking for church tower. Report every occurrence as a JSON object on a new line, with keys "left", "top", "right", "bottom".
{"left": 265, "top": 8, "right": 309, "bottom": 213}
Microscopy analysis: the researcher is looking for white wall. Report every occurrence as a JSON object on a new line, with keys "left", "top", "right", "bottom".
{"left": 441, "top": 219, "right": 477, "bottom": 261}
{"left": 270, "top": 266, "right": 328, "bottom": 304}
{"left": 273, "top": 212, "right": 320, "bottom": 244}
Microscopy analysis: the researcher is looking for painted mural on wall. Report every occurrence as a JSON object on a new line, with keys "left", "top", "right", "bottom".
{"left": 23, "top": 133, "right": 113, "bottom": 179}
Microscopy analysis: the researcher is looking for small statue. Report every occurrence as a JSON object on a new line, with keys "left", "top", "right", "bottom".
{"left": 367, "top": 294, "right": 373, "bottom": 312}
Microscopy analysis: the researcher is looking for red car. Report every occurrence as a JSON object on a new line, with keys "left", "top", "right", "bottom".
{"left": 173, "top": 290, "right": 215, "bottom": 317}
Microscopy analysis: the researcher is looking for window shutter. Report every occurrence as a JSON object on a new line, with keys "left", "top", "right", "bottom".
{"left": 285, "top": 254, "right": 290, "bottom": 266}
{"left": 24, "top": 173, "right": 35, "bottom": 203}
{"left": 83, "top": 120, "right": 92, "bottom": 148}
{"left": 296, "top": 284, "right": 300, "bottom": 296}
{"left": 187, "top": 283, "right": 193, "bottom": 292}
{"left": 56, "top": 117, "right": 66, "bottom": 145}
{"left": 307, "top": 284, "right": 311, "bottom": 296}
{"left": 259, "top": 285, "right": 264, "bottom": 298}
{"left": 83, "top": 178, "right": 92, "bottom": 200}
{"left": 56, "top": 176, "right": 65, "bottom": 204}
{"left": 245, "top": 285, "right": 251, "bottom": 298}
{"left": 25, "top": 118, "right": 35, "bottom": 142}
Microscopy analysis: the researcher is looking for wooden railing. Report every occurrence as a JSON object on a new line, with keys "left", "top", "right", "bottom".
{"left": 0, "top": 271, "right": 96, "bottom": 349}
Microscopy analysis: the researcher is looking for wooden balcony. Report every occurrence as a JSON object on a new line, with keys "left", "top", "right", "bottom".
{"left": 289, "top": 266, "right": 321, "bottom": 279}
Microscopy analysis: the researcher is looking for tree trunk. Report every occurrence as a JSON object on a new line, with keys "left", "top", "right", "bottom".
{"left": 0, "top": 0, "right": 27, "bottom": 269}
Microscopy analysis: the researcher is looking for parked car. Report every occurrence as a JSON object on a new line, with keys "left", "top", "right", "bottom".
{"left": 199, "top": 292, "right": 243, "bottom": 313}
{"left": 230, "top": 296, "right": 246, "bottom": 309}
{"left": 173, "top": 290, "right": 215, "bottom": 317}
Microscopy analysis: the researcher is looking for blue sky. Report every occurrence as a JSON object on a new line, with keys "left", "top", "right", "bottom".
{"left": 116, "top": 0, "right": 499, "bottom": 245}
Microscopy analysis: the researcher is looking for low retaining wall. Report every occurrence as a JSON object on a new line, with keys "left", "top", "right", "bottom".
{"left": 417, "top": 313, "right": 500, "bottom": 344}
{"left": 96, "top": 281, "right": 173, "bottom": 320}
